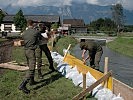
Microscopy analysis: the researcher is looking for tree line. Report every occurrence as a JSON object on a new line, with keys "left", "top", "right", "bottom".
{"left": 86, "top": 3, "right": 133, "bottom": 36}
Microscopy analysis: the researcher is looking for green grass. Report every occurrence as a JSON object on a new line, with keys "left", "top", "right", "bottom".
{"left": 54, "top": 36, "right": 78, "bottom": 55}
{"left": 0, "top": 36, "right": 97, "bottom": 99}
{"left": 12, "top": 46, "right": 26, "bottom": 63}
{"left": 107, "top": 37, "right": 133, "bottom": 57}
{"left": 0, "top": 46, "right": 82, "bottom": 100}
{"left": 0, "top": 38, "right": 8, "bottom": 43}
{"left": 0, "top": 68, "right": 82, "bottom": 100}
{"left": 0, "top": 36, "right": 87, "bottom": 100}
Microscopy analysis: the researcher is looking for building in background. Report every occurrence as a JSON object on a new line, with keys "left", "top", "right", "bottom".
{"left": 58, "top": 19, "right": 87, "bottom": 35}
{"left": 0, "top": 15, "right": 61, "bottom": 33}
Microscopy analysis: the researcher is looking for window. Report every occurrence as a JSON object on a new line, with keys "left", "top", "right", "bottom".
{"left": 4, "top": 24, "right": 12, "bottom": 31}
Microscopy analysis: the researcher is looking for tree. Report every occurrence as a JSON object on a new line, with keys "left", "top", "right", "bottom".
{"left": 89, "top": 18, "right": 116, "bottom": 32}
{"left": 111, "top": 3, "right": 125, "bottom": 35}
{"left": 13, "top": 9, "right": 27, "bottom": 31}
{"left": 0, "top": 9, "right": 5, "bottom": 23}
{"left": 51, "top": 23, "right": 59, "bottom": 30}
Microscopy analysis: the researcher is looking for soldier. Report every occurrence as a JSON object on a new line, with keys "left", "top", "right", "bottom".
{"left": 80, "top": 39, "right": 103, "bottom": 71}
{"left": 36, "top": 24, "right": 55, "bottom": 79}
{"left": 18, "top": 20, "right": 40, "bottom": 94}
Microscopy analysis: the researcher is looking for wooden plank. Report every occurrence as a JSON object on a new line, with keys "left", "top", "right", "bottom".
{"left": 104, "top": 57, "right": 108, "bottom": 88}
{"left": 82, "top": 74, "right": 86, "bottom": 100}
{"left": 0, "top": 63, "right": 29, "bottom": 71}
{"left": 63, "top": 44, "right": 71, "bottom": 61}
{"left": 64, "top": 54, "right": 113, "bottom": 90}
{"left": 113, "top": 78, "right": 133, "bottom": 100}
{"left": 83, "top": 74, "right": 86, "bottom": 90}
{"left": 72, "top": 71, "right": 112, "bottom": 100}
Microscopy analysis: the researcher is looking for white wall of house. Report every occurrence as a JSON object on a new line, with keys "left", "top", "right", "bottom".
{"left": 11, "top": 24, "right": 21, "bottom": 33}
{"left": 0, "top": 23, "right": 21, "bottom": 33}
{"left": 1, "top": 24, "right": 4, "bottom": 32}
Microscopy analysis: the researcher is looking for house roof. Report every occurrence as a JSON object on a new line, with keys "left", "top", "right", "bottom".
{"left": 2, "top": 15, "right": 60, "bottom": 23}
{"left": 0, "top": 9, "right": 8, "bottom": 15}
{"left": 63, "top": 19, "right": 85, "bottom": 26}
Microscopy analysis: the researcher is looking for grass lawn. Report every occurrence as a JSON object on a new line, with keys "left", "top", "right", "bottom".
{"left": 107, "top": 37, "right": 133, "bottom": 58}
{"left": 0, "top": 47, "right": 82, "bottom": 100}
{"left": 0, "top": 37, "right": 95, "bottom": 100}
{"left": 0, "top": 38, "right": 8, "bottom": 43}
{"left": 0, "top": 36, "right": 97, "bottom": 100}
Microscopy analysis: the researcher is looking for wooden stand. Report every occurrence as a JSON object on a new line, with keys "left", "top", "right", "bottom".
{"left": 63, "top": 44, "right": 71, "bottom": 61}
{"left": 104, "top": 57, "right": 109, "bottom": 88}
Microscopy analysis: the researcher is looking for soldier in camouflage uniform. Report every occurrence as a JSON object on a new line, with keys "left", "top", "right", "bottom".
{"left": 18, "top": 20, "right": 40, "bottom": 94}
{"left": 80, "top": 39, "right": 103, "bottom": 71}
{"left": 36, "top": 24, "right": 55, "bottom": 79}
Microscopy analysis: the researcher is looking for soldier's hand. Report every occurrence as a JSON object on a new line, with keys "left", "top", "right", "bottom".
{"left": 83, "top": 59, "right": 86, "bottom": 65}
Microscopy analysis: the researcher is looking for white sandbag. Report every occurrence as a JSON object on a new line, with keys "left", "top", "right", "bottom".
{"left": 63, "top": 48, "right": 70, "bottom": 55}
{"left": 64, "top": 65, "right": 72, "bottom": 75}
{"left": 57, "top": 63, "right": 68, "bottom": 73}
{"left": 86, "top": 72, "right": 97, "bottom": 82}
{"left": 51, "top": 52, "right": 63, "bottom": 64}
{"left": 92, "top": 85, "right": 103, "bottom": 96}
{"left": 51, "top": 51, "right": 124, "bottom": 100}
{"left": 112, "top": 93, "right": 124, "bottom": 100}
{"left": 72, "top": 73, "right": 83, "bottom": 86}
{"left": 65, "top": 67, "right": 78, "bottom": 79}
{"left": 95, "top": 88, "right": 114, "bottom": 100}
{"left": 79, "top": 78, "right": 97, "bottom": 88}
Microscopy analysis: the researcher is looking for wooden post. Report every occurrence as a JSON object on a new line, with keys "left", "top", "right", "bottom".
{"left": 63, "top": 44, "right": 71, "bottom": 61}
{"left": 104, "top": 57, "right": 108, "bottom": 88}
{"left": 82, "top": 73, "right": 86, "bottom": 100}
{"left": 83, "top": 74, "right": 86, "bottom": 90}
{"left": 72, "top": 71, "right": 112, "bottom": 100}
{"left": 51, "top": 35, "right": 54, "bottom": 51}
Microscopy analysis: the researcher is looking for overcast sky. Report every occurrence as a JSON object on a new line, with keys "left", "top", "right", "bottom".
{"left": 0, "top": 0, "right": 133, "bottom": 10}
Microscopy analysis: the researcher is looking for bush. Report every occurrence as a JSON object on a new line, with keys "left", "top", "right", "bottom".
{"left": 55, "top": 36, "right": 78, "bottom": 55}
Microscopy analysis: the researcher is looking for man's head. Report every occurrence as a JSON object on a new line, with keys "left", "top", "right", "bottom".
{"left": 80, "top": 42, "right": 86, "bottom": 50}
{"left": 27, "top": 20, "right": 34, "bottom": 26}
{"left": 38, "top": 23, "right": 46, "bottom": 32}
{"left": 80, "top": 39, "right": 85, "bottom": 42}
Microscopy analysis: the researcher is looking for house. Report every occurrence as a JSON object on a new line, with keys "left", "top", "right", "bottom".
{"left": 59, "top": 19, "right": 87, "bottom": 34}
{"left": 0, "top": 15, "right": 61, "bottom": 33}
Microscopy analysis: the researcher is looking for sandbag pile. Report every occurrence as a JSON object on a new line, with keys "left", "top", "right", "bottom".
{"left": 51, "top": 52, "right": 124, "bottom": 100}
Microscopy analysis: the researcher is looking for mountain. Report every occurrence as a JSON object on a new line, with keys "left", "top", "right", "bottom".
{"left": 3, "top": 2, "right": 133, "bottom": 25}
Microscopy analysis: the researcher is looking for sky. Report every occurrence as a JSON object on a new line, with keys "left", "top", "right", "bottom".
{"left": 0, "top": 0, "right": 133, "bottom": 10}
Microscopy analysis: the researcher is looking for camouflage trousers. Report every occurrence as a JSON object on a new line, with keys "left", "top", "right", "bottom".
{"left": 90, "top": 50, "right": 103, "bottom": 70}
{"left": 24, "top": 49, "right": 36, "bottom": 80}
{"left": 36, "top": 44, "right": 53, "bottom": 70}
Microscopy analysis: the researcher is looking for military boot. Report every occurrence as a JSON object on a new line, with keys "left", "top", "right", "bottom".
{"left": 18, "top": 79, "right": 30, "bottom": 94}
{"left": 38, "top": 69, "right": 43, "bottom": 79}
{"left": 91, "top": 65, "right": 95, "bottom": 69}
{"left": 29, "top": 77, "right": 37, "bottom": 85}
{"left": 49, "top": 64, "right": 56, "bottom": 72}
{"left": 95, "top": 66, "right": 99, "bottom": 71}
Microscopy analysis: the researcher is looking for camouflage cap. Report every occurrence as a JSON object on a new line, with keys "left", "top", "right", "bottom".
{"left": 80, "top": 42, "right": 86, "bottom": 50}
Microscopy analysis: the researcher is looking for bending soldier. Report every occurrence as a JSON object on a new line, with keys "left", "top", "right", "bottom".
{"left": 80, "top": 39, "right": 103, "bottom": 71}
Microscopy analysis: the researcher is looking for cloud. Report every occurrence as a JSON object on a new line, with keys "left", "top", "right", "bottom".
{"left": 10, "top": 0, "right": 72, "bottom": 7}
{"left": 0, "top": 0, "right": 133, "bottom": 10}
{"left": 122, "top": 0, "right": 133, "bottom": 10}
{"left": 11, "top": 0, "right": 44, "bottom": 7}
{"left": 0, "top": 0, "right": 17, "bottom": 8}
